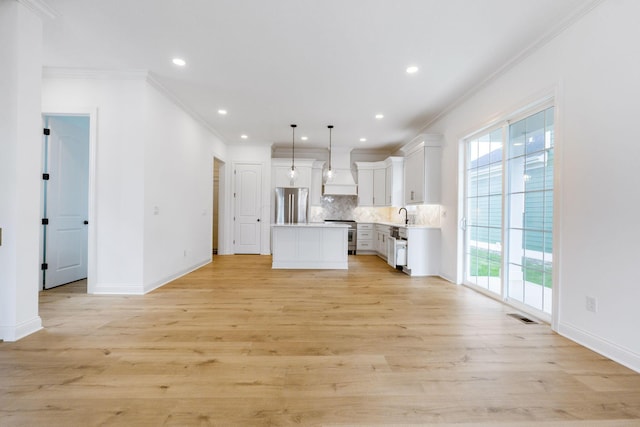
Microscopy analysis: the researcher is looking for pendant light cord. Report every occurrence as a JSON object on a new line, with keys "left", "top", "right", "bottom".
{"left": 328, "top": 125, "right": 333, "bottom": 171}
{"left": 290, "top": 124, "right": 297, "bottom": 171}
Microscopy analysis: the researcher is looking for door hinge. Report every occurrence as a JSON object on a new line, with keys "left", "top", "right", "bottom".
{"left": 41, "top": 263, "right": 48, "bottom": 270}
{"left": 234, "top": 170, "right": 236, "bottom": 175}
{"left": 43, "top": 128, "right": 50, "bottom": 136}
{"left": 41, "top": 218, "right": 49, "bottom": 225}
{"left": 234, "top": 192, "right": 236, "bottom": 198}
{"left": 42, "top": 173, "right": 50, "bottom": 180}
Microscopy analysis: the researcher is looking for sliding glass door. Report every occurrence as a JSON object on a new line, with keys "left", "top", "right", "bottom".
{"left": 506, "top": 108, "right": 554, "bottom": 314}
{"left": 464, "top": 129, "right": 503, "bottom": 295}
{"left": 463, "top": 105, "right": 555, "bottom": 317}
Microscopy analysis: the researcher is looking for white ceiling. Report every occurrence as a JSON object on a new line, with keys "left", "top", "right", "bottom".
{"left": 41, "top": 0, "right": 594, "bottom": 151}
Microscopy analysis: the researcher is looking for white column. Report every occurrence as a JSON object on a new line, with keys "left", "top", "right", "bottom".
{"left": 0, "top": 1, "right": 45, "bottom": 341}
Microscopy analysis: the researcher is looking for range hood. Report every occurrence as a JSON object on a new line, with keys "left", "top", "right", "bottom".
{"left": 323, "top": 147, "right": 358, "bottom": 196}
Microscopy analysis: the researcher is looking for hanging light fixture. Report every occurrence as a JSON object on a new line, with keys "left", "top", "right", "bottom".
{"left": 324, "top": 125, "right": 334, "bottom": 183}
{"left": 288, "top": 124, "right": 298, "bottom": 181}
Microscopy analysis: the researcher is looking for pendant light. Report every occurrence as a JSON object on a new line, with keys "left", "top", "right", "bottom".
{"left": 324, "top": 125, "right": 334, "bottom": 183}
{"left": 288, "top": 124, "right": 298, "bottom": 181}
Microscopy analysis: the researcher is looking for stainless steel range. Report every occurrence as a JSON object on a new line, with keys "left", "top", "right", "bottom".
{"left": 324, "top": 219, "right": 357, "bottom": 254}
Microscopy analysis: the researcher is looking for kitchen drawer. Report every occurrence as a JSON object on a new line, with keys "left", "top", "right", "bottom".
{"left": 357, "top": 230, "right": 373, "bottom": 240}
{"left": 376, "top": 224, "right": 390, "bottom": 233}
{"left": 357, "top": 223, "right": 373, "bottom": 230}
{"left": 357, "top": 240, "right": 374, "bottom": 250}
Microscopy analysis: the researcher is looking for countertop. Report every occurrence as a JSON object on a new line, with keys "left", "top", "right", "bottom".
{"left": 361, "top": 221, "right": 440, "bottom": 229}
{"left": 271, "top": 222, "right": 350, "bottom": 228}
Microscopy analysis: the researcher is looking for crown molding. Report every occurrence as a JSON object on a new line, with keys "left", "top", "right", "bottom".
{"left": 416, "top": 0, "right": 607, "bottom": 134}
{"left": 16, "top": 0, "right": 59, "bottom": 19}
{"left": 146, "top": 72, "right": 226, "bottom": 142}
{"left": 43, "top": 67, "right": 149, "bottom": 80}
{"left": 41, "top": 67, "right": 227, "bottom": 143}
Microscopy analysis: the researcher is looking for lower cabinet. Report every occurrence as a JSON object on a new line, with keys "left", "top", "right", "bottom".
{"left": 402, "top": 227, "right": 440, "bottom": 276}
{"left": 356, "top": 223, "right": 375, "bottom": 253}
{"left": 272, "top": 225, "right": 348, "bottom": 269}
{"left": 375, "top": 224, "right": 390, "bottom": 261}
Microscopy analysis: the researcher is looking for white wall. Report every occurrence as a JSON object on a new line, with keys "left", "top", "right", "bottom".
{"left": 424, "top": 0, "right": 640, "bottom": 371}
{"left": 0, "top": 1, "right": 43, "bottom": 341}
{"left": 142, "top": 83, "right": 227, "bottom": 292}
{"left": 42, "top": 72, "right": 228, "bottom": 294}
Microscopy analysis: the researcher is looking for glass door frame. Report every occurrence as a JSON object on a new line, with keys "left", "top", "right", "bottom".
{"left": 460, "top": 99, "right": 556, "bottom": 324}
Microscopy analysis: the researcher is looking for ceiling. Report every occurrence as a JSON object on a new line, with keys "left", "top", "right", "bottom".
{"left": 41, "top": 0, "right": 594, "bottom": 152}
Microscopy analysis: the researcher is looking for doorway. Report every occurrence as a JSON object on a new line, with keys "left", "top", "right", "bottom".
{"left": 212, "top": 158, "right": 223, "bottom": 255}
{"left": 41, "top": 113, "right": 93, "bottom": 291}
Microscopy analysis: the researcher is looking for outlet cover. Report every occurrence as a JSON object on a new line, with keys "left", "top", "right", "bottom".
{"left": 586, "top": 296, "right": 597, "bottom": 313}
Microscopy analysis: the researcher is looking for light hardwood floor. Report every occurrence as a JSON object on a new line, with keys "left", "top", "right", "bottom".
{"left": 2, "top": 255, "right": 640, "bottom": 426}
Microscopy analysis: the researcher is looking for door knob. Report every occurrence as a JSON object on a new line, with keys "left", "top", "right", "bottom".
{"left": 257, "top": 218, "right": 261, "bottom": 222}
{"left": 83, "top": 220, "right": 89, "bottom": 225}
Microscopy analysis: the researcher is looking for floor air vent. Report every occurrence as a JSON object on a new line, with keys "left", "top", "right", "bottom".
{"left": 507, "top": 313, "right": 538, "bottom": 324}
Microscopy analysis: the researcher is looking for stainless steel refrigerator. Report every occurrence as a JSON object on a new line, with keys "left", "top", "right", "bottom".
{"left": 275, "top": 187, "right": 309, "bottom": 224}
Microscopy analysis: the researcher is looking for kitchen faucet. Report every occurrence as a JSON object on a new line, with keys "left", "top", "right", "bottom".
{"left": 398, "top": 207, "right": 408, "bottom": 225}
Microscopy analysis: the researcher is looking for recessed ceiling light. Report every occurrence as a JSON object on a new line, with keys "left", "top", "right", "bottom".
{"left": 240, "top": 134, "right": 248, "bottom": 139}
{"left": 406, "top": 66, "right": 419, "bottom": 74}
{"left": 172, "top": 58, "right": 186, "bottom": 66}
{"left": 218, "top": 109, "right": 227, "bottom": 115}
{"left": 375, "top": 114, "right": 384, "bottom": 120}
{"left": 301, "top": 136, "right": 308, "bottom": 141}
{"left": 360, "top": 138, "right": 367, "bottom": 142}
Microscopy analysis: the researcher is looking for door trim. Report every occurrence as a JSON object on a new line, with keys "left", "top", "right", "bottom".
{"left": 42, "top": 107, "right": 97, "bottom": 294}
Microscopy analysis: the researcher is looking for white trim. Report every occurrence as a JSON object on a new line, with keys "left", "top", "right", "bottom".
{"left": 558, "top": 321, "right": 640, "bottom": 374}
{"left": 146, "top": 72, "right": 226, "bottom": 142}
{"left": 143, "top": 258, "right": 211, "bottom": 294}
{"left": 0, "top": 316, "right": 43, "bottom": 342}
{"left": 43, "top": 67, "right": 149, "bottom": 80}
{"left": 41, "top": 107, "right": 98, "bottom": 296}
{"left": 417, "top": 0, "right": 605, "bottom": 133}
{"left": 92, "top": 283, "right": 145, "bottom": 296}
{"left": 16, "top": 0, "right": 59, "bottom": 19}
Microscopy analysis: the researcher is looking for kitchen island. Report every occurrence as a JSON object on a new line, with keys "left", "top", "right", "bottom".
{"left": 271, "top": 223, "right": 349, "bottom": 269}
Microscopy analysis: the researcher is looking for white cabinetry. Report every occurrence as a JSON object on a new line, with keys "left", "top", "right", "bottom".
{"left": 404, "top": 139, "right": 441, "bottom": 205}
{"left": 272, "top": 158, "right": 314, "bottom": 189}
{"left": 356, "top": 223, "right": 374, "bottom": 253}
{"left": 356, "top": 158, "right": 403, "bottom": 207}
{"left": 356, "top": 167, "right": 374, "bottom": 206}
{"left": 373, "top": 168, "right": 386, "bottom": 206}
{"left": 384, "top": 156, "right": 404, "bottom": 206}
{"left": 375, "top": 224, "right": 390, "bottom": 260}
{"left": 310, "top": 160, "right": 325, "bottom": 206}
{"left": 402, "top": 227, "right": 440, "bottom": 276}
{"left": 271, "top": 224, "right": 348, "bottom": 269}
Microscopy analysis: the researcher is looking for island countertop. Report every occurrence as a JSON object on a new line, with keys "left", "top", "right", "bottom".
{"left": 271, "top": 222, "right": 350, "bottom": 227}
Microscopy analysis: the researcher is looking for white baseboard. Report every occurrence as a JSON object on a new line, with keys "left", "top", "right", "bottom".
{"left": 0, "top": 316, "right": 43, "bottom": 342}
{"left": 92, "top": 259, "right": 212, "bottom": 295}
{"left": 143, "top": 258, "right": 211, "bottom": 294}
{"left": 558, "top": 321, "right": 640, "bottom": 373}
{"left": 438, "top": 273, "right": 457, "bottom": 284}
{"left": 92, "top": 283, "right": 145, "bottom": 295}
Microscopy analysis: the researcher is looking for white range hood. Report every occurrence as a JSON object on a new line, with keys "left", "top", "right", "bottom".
{"left": 323, "top": 147, "right": 358, "bottom": 196}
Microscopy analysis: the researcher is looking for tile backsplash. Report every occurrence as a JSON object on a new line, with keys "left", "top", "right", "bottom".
{"left": 309, "top": 196, "right": 441, "bottom": 227}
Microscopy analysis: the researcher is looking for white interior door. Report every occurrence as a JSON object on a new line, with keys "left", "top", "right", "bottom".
{"left": 43, "top": 115, "right": 89, "bottom": 289}
{"left": 234, "top": 163, "right": 262, "bottom": 254}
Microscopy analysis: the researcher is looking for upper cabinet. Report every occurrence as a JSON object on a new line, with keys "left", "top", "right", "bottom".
{"left": 310, "top": 160, "right": 325, "bottom": 206}
{"left": 355, "top": 157, "right": 404, "bottom": 207}
{"left": 355, "top": 166, "right": 374, "bottom": 206}
{"left": 403, "top": 135, "right": 442, "bottom": 205}
{"left": 384, "top": 156, "right": 404, "bottom": 206}
{"left": 272, "top": 158, "right": 314, "bottom": 189}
